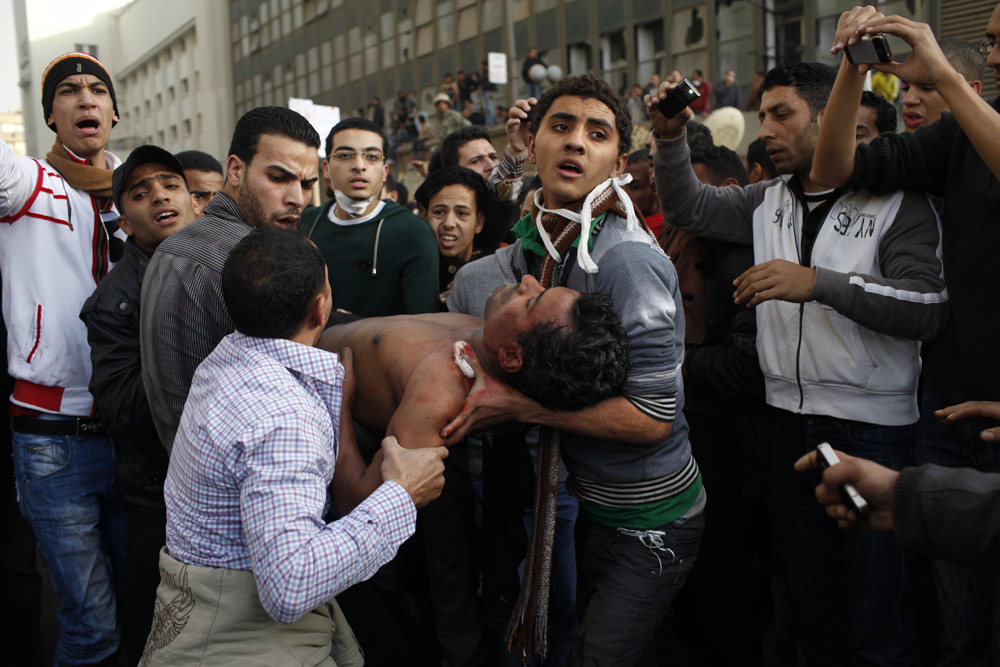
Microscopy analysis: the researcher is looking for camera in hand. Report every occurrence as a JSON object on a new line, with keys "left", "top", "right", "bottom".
{"left": 656, "top": 78, "right": 701, "bottom": 119}
{"left": 845, "top": 35, "right": 893, "bottom": 65}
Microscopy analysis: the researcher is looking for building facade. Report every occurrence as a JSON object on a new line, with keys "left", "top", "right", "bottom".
{"left": 0, "top": 111, "right": 27, "bottom": 156}
{"left": 14, "top": 0, "right": 234, "bottom": 162}
{"left": 12, "top": 0, "right": 995, "bottom": 158}
{"left": 227, "top": 0, "right": 981, "bottom": 123}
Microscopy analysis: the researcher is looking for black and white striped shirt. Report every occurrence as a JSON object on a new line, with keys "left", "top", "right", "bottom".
{"left": 140, "top": 193, "right": 253, "bottom": 451}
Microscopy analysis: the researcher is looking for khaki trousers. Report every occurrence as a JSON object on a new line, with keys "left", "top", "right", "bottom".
{"left": 140, "top": 547, "right": 364, "bottom": 666}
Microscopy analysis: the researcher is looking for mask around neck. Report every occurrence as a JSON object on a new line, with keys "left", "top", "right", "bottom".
{"left": 334, "top": 189, "right": 377, "bottom": 218}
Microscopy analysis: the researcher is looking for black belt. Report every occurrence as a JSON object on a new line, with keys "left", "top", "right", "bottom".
{"left": 12, "top": 416, "right": 107, "bottom": 437}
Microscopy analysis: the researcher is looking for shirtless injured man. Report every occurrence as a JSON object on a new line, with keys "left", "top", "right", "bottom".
{"left": 318, "top": 274, "right": 630, "bottom": 449}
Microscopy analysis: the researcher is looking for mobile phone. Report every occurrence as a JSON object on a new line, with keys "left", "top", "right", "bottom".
{"left": 656, "top": 78, "right": 701, "bottom": 119}
{"left": 845, "top": 35, "right": 893, "bottom": 65}
{"left": 816, "top": 443, "right": 870, "bottom": 516}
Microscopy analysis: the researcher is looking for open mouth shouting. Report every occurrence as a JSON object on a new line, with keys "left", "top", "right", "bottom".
{"left": 76, "top": 117, "right": 101, "bottom": 136}
{"left": 556, "top": 158, "right": 584, "bottom": 178}
{"left": 152, "top": 207, "right": 180, "bottom": 226}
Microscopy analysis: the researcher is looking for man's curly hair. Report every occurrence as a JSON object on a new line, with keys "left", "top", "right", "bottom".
{"left": 508, "top": 291, "right": 630, "bottom": 411}
{"left": 530, "top": 74, "right": 633, "bottom": 157}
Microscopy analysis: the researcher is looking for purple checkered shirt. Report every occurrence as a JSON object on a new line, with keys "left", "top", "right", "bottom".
{"left": 164, "top": 332, "right": 415, "bottom": 624}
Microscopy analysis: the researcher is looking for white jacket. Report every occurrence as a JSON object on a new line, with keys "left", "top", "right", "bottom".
{"left": 0, "top": 138, "right": 122, "bottom": 416}
{"left": 655, "top": 135, "right": 949, "bottom": 426}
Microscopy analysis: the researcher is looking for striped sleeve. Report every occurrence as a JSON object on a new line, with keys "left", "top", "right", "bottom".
{"left": 811, "top": 189, "right": 949, "bottom": 342}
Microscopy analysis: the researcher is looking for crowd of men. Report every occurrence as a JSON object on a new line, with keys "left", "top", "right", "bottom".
{"left": 1, "top": 4, "right": 1000, "bottom": 667}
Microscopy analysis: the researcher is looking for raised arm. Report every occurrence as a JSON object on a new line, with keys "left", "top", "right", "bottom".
{"left": 0, "top": 137, "right": 43, "bottom": 219}
{"left": 646, "top": 83, "right": 762, "bottom": 244}
{"left": 486, "top": 97, "right": 535, "bottom": 203}
{"left": 821, "top": 8, "right": 1000, "bottom": 184}
{"left": 811, "top": 53, "right": 868, "bottom": 188}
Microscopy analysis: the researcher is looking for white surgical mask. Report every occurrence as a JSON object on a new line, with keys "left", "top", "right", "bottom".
{"left": 334, "top": 189, "right": 376, "bottom": 218}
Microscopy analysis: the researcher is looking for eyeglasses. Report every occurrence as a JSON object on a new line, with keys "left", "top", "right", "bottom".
{"left": 978, "top": 37, "right": 997, "bottom": 56}
{"left": 330, "top": 150, "right": 384, "bottom": 163}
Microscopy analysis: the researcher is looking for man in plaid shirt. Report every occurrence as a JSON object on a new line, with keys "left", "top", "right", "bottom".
{"left": 141, "top": 228, "right": 447, "bottom": 667}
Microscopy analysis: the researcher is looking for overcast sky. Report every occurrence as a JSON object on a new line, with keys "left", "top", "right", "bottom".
{"left": 0, "top": 0, "right": 132, "bottom": 114}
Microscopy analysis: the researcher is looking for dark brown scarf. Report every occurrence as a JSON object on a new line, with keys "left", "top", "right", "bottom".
{"left": 45, "top": 139, "right": 114, "bottom": 198}
{"left": 45, "top": 140, "right": 122, "bottom": 266}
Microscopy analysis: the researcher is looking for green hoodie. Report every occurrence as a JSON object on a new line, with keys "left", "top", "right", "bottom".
{"left": 303, "top": 199, "right": 440, "bottom": 317}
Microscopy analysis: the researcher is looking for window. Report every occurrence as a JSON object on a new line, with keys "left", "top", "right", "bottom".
{"left": 74, "top": 43, "right": 98, "bottom": 58}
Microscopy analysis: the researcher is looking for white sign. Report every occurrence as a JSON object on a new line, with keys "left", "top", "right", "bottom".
{"left": 488, "top": 52, "right": 508, "bottom": 85}
{"left": 289, "top": 97, "right": 341, "bottom": 155}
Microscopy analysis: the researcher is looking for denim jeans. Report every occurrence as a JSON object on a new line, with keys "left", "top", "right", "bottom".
{"left": 916, "top": 386, "right": 1000, "bottom": 667}
{"left": 571, "top": 502, "right": 704, "bottom": 666}
{"left": 10, "top": 427, "right": 124, "bottom": 666}
{"left": 770, "top": 411, "right": 922, "bottom": 667}
{"left": 498, "top": 481, "right": 580, "bottom": 667}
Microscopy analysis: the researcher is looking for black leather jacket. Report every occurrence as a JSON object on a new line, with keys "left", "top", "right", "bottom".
{"left": 80, "top": 237, "right": 168, "bottom": 504}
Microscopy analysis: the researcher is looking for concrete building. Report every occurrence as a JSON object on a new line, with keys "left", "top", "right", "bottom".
{"left": 14, "top": 0, "right": 234, "bottom": 162}
{"left": 11, "top": 0, "right": 995, "bottom": 159}
{"left": 0, "top": 111, "right": 27, "bottom": 156}
{"left": 226, "top": 0, "right": 995, "bottom": 123}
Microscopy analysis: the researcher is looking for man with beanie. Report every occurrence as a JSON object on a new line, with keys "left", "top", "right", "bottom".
{"left": 0, "top": 52, "right": 127, "bottom": 666}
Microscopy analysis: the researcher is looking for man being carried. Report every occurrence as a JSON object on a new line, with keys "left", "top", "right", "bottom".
{"left": 318, "top": 275, "right": 629, "bottom": 448}
{"left": 143, "top": 228, "right": 447, "bottom": 666}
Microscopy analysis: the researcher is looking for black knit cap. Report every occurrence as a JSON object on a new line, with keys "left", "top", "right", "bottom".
{"left": 112, "top": 145, "right": 187, "bottom": 214}
{"left": 41, "top": 52, "right": 119, "bottom": 133}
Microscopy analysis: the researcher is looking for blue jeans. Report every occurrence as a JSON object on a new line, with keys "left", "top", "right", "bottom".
{"left": 11, "top": 427, "right": 124, "bottom": 666}
{"left": 499, "top": 481, "right": 580, "bottom": 667}
{"left": 528, "top": 84, "right": 543, "bottom": 100}
{"left": 571, "top": 502, "right": 704, "bottom": 666}
{"left": 770, "top": 411, "right": 922, "bottom": 666}
{"left": 916, "top": 386, "right": 1000, "bottom": 666}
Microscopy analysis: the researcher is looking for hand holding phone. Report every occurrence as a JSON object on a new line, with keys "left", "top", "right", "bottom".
{"left": 845, "top": 35, "right": 893, "bottom": 65}
{"left": 656, "top": 78, "right": 701, "bottom": 119}
{"left": 816, "top": 443, "right": 870, "bottom": 517}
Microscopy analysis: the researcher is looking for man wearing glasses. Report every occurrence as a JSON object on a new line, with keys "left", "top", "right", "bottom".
{"left": 303, "top": 118, "right": 439, "bottom": 318}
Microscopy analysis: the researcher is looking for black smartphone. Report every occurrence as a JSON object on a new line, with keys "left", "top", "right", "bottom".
{"left": 845, "top": 35, "right": 893, "bottom": 65}
{"left": 816, "top": 443, "right": 870, "bottom": 516}
{"left": 656, "top": 78, "right": 701, "bottom": 119}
